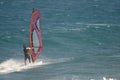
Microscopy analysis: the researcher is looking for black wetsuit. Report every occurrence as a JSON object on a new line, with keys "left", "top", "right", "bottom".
{"left": 23, "top": 47, "right": 31, "bottom": 65}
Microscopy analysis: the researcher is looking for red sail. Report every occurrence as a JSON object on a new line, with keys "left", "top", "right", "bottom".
{"left": 29, "top": 10, "right": 42, "bottom": 62}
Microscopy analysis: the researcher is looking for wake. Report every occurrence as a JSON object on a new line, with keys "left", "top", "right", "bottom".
{"left": 0, "top": 57, "right": 73, "bottom": 74}
{"left": 0, "top": 59, "right": 45, "bottom": 74}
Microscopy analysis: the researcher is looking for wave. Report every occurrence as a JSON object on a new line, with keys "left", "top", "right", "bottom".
{"left": 49, "top": 76, "right": 117, "bottom": 80}
{"left": 0, "top": 58, "right": 45, "bottom": 74}
{"left": 0, "top": 57, "right": 72, "bottom": 74}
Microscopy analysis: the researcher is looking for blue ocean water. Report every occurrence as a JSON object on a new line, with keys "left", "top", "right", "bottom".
{"left": 0, "top": 0, "right": 120, "bottom": 80}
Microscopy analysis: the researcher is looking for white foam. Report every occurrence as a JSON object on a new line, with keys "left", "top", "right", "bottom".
{"left": 103, "top": 77, "right": 117, "bottom": 80}
{"left": 90, "top": 77, "right": 117, "bottom": 80}
{"left": 0, "top": 57, "right": 72, "bottom": 74}
{"left": 0, "top": 59, "right": 45, "bottom": 74}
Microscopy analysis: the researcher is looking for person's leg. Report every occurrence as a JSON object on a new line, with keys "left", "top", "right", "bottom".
{"left": 25, "top": 57, "right": 27, "bottom": 65}
{"left": 28, "top": 56, "right": 31, "bottom": 63}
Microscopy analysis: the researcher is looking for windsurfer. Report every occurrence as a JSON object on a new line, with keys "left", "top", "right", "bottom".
{"left": 23, "top": 44, "right": 31, "bottom": 65}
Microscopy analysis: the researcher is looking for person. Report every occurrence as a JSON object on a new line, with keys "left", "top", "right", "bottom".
{"left": 23, "top": 44, "right": 31, "bottom": 65}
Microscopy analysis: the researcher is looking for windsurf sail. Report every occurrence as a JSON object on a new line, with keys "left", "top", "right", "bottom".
{"left": 29, "top": 9, "right": 42, "bottom": 62}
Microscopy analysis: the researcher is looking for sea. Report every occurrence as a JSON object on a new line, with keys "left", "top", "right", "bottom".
{"left": 0, "top": 0, "right": 120, "bottom": 80}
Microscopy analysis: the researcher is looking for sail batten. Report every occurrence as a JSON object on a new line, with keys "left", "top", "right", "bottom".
{"left": 29, "top": 10, "right": 42, "bottom": 62}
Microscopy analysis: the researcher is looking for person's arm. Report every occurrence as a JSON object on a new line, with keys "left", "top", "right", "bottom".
{"left": 26, "top": 46, "right": 40, "bottom": 49}
{"left": 26, "top": 47, "right": 31, "bottom": 49}
{"left": 26, "top": 47, "right": 34, "bottom": 49}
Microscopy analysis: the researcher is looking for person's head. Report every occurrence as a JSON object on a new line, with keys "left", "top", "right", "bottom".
{"left": 23, "top": 44, "right": 26, "bottom": 49}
